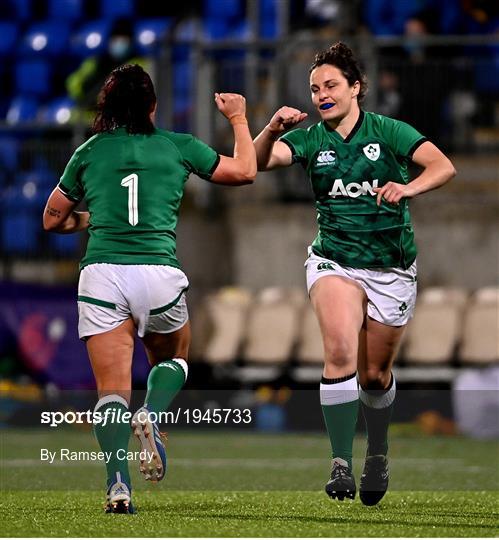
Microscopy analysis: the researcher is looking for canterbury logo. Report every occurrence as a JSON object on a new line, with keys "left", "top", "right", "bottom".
{"left": 316, "top": 150, "right": 336, "bottom": 166}
{"left": 317, "top": 262, "right": 335, "bottom": 272}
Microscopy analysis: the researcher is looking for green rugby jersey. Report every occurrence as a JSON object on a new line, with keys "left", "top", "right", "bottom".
{"left": 58, "top": 127, "right": 219, "bottom": 269}
{"left": 280, "top": 110, "right": 427, "bottom": 269}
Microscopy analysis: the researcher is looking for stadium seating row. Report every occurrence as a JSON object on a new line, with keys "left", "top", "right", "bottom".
{"left": 1, "top": 0, "right": 279, "bottom": 123}
{"left": 1, "top": 2, "right": 278, "bottom": 59}
{"left": 189, "top": 285, "right": 499, "bottom": 367}
{"left": 1, "top": 18, "right": 175, "bottom": 123}
{"left": 2, "top": 0, "right": 258, "bottom": 26}
{"left": 1, "top": 13, "right": 273, "bottom": 125}
{"left": 3, "top": 0, "right": 137, "bottom": 21}
{"left": 0, "top": 168, "right": 80, "bottom": 255}
{"left": 0, "top": 19, "right": 174, "bottom": 60}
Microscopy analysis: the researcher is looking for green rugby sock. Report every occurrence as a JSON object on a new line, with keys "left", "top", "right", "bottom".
{"left": 359, "top": 373, "right": 396, "bottom": 456}
{"left": 320, "top": 372, "right": 359, "bottom": 470}
{"left": 93, "top": 395, "right": 131, "bottom": 487}
{"left": 144, "top": 358, "right": 188, "bottom": 415}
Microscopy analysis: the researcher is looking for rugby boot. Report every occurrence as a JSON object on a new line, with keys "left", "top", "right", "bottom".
{"left": 325, "top": 457, "right": 356, "bottom": 501}
{"left": 359, "top": 454, "right": 389, "bottom": 506}
{"left": 131, "top": 406, "right": 167, "bottom": 481}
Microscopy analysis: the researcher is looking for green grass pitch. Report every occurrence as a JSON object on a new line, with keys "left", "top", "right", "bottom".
{"left": 1, "top": 429, "right": 498, "bottom": 537}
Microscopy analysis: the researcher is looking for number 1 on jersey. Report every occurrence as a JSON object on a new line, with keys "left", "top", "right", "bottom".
{"left": 121, "top": 173, "right": 138, "bottom": 226}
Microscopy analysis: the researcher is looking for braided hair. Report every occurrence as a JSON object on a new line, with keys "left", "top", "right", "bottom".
{"left": 93, "top": 64, "right": 156, "bottom": 134}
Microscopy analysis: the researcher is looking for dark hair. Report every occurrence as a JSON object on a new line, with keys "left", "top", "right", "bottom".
{"left": 93, "top": 64, "right": 156, "bottom": 134}
{"left": 309, "top": 42, "right": 368, "bottom": 103}
{"left": 110, "top": 17, "right": 133, "bottom": 38}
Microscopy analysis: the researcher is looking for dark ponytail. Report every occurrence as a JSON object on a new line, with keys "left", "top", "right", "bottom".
{"left": 93, "top": 64, "right": 156, "bottom": 134}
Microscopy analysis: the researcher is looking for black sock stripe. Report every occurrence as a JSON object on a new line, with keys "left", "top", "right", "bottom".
{"left": 321, "top": 372, "right": 357, "bottom": 385}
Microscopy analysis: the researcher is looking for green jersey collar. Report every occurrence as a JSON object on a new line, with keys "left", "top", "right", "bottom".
{"left": 323, "top": 109, "right": 365, "bottom": 144}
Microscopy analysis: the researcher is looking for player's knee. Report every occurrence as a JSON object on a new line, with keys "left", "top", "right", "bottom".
{"left": 323, "top": 337, "right": 356, "bottom": 368}
{"left": 359, "top": 368, "right": 391, "bottom": 390}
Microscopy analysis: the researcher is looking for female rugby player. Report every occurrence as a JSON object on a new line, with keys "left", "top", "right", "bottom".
{"left": 254, "top": 42, "right": 455, "bottom": 505}
{"left": 44, "top": 64, "right": 256, "bottom": 513}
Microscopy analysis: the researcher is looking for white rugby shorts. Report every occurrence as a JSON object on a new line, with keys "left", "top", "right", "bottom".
{"left": 78, "top": 263, "right": 189, "bottom": 339}
{"left": 305, "top": 248, "right": 417, "bottom": 326}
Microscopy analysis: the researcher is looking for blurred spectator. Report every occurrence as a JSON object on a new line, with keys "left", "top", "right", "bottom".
{"left": 290, "top": 0, "right": 358, "bottom": 35}
{"left": 461, "top": 1, "right": 499, "bottom": 130}
{"left": 364, "top": 0, "right": 463, "bottom": 36}
{"left": 376, "top": 69, "right": 401, "bottom": 118}
{"left": 304, "top": 0, "right": 341, "bottom": 25}
{"left": 363, "top": 0, "right": 423, "bottom": 36}
{"left": 377, "top": 11, "right": 454, "bottom": 142}
{"left": 66, "top": 18, "right": 149, "bottom": 121}
{"left": 461, "top": 0, "right": 499, "bottom": 34}
{"left": 403, "top": 12, "right": 433, "bottom": 63}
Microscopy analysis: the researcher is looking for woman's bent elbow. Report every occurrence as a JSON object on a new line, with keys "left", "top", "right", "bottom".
{"left": 449, "top": 163, "right": 457, "bottom": 179}
{"left": 240, "top": 173, "right": 255, "bottom": 185}
{"left": 241, "top": 166, "right": 257, "bottom": 183}
{"left": 43, "top": 216, "right": 65, "bottom": 232}
{"left": 445, "top": 161, "right": 457, "bottom": 184}
{"left": 43, "top": 218, "right": 56, "bottom": 231}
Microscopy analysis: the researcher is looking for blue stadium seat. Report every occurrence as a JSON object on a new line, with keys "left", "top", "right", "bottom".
{"left": 172, "top": 20, "right": 199, "bottom": 63}
{"left": 0, "top": 22, "right": 19, "bottom": 57}
{"left": 39, "top": 97, "right": 75, "bottom": 125}
{"left": 203, "top": 0, "right": 243, "bottom": 21}
{"left": 100, "top": 0, "right": 135, "bottom": 19}
{"left": 134, "top": 18, "right": 173, "bottom": 55}
{"left": 173, "top": 94, "right": 191, "bottom": 133}
{"left": 231, "top": 20, "right": 251, "bottom": 41}
{"left": 7, "top": 179, "right": 49, "bottom": 206}
{"left": 71, "top": 19, "right": 112, "bottom": 58}
{"left": 5, "top": 0, "right": 31, "bottom": 21}
{"left": 0, "top": 169, "right": 7, "bottom": 190}
{"left": 204, "top": 18, "right": 231, "bottom": 41}
{"left": 173, "top": 61, "right": 192, "bottom": 95}
{"left": 260, "top": 0, "right": 279, "bottom": 38}
{"left": 2, "top": 213, "right": 39, "bottom": 253}
{"left": 205, "top": 20, "right": 249, "bottom": 63}
{"left": 6, "top": 95, "right": 39, "bottom": 124}
{"left": 260, "top": 18, "right": 278, "bottom": 38}
{"left": 15, "top": 169, "right": 56, "bottom": 190}
{"left": 0, "top": 136, "right": 19, "bottom": 172}
{"left": 475, "top": 58, "right": 499, "bottom": 95}
{"left": 174, "top": 18, "right": 200, "bottom": 41}
{"left": 15, "top": 59, "right": 52, "bottom": 97}
{"left": 22, "top": 21, "right": 71, "bottom": 56}
{"left": 1, "top": 184, "right": 44, "bottom": 253}
{"left": 47, "top": 0, "right": 84, "bottom": 21}
{"left": 49, "top": 232, "right": 81, "bottom": 255}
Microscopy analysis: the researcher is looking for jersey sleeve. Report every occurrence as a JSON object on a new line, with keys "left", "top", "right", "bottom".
{"left": 58, "top": 148, "right": 85, "bottom": 202}
{"left": 382, "top": 117, "right": 427, "bottom": 159}
{"left": 279, "top": 128, "right": 309, "bottom": 166}
{"left": 177, "top": 135, "right": 220, "bottom": 180}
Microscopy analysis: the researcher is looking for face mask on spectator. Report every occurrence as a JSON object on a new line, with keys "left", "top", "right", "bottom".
{"left": 109, "top": 37, "right": 132, "bottom": 61}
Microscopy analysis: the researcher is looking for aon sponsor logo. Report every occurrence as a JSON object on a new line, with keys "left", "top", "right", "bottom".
{"left": 328, "top": 178, "right": 379, "bottom": 198}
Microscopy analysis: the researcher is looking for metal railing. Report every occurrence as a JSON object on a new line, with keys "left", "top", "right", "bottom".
{"left": 0, "top": 34, "right": 497, "bottom": 263}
